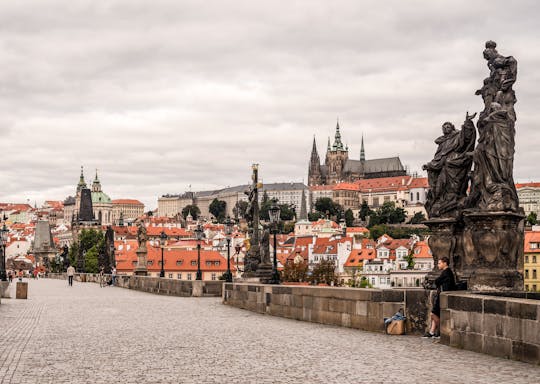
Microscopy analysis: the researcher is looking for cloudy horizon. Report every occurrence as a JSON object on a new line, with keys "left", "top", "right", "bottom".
{"left": 2, "top": 1, "right": 540, "bottom": 210}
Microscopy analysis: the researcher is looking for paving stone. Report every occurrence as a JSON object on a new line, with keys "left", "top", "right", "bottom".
{"left": 0, "top": 279, "right": 539, "bottom": 383}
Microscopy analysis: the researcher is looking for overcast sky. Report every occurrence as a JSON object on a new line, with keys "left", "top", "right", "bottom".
{"left": 1, "top": 1, "right": 539, "bottom": 210}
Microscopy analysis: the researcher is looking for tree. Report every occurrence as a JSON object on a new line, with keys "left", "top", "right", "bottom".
{"left": 309, "top": 259, "right": 338, "bottom": 285}
{"left": 408, "top": 211, "right": 427, "bottom": 224}
{"left": 233, "top": 200, "right": 249, "bottom": 219}
{"left": 369, "top": 224, "right": 429, "bottom": 240}
{"left": 368, "top": 201, "right": 406, "bottom": 227}
{"left": 259, "top": 192, "right": 271, "bottom": 220}
{"left": 69, "top": 229, "right": 105, "bottom": 273}
{"left": 182, "top": 205, "right": 200, "bottom": 220}
{"left": 314, "top": 197, "right": 342, "bottom": 219}
{"left": 359, "top": 276, "right": 373, "bottom": 288}
{"left": 359, "top": 200, "right": 372, "bottom": 221}
{"left": 405, "top": 250, "right": 415, "bottom": 270}
{"left": 282, "top": 260, "right": 309, "bottom": 282}
{"left": 345, "top": 209, "right": 355, "bottom": 227}
{"left": 279, "top": 204, "right": 296, "bottom": 221}
{"left": 527, "top": 212, "right": 538, "bottom": 226}
{"left": 209, "top": 199, "right": 227, "bottom": 222}
{"left": 308, "top": 212, "right": 323, "bottom": 221}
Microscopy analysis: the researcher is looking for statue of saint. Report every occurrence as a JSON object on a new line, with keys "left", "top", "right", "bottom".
{"left": 137, "top": 221, "right": 148, "bottom": 250}
{"left": 423, "top": 113, "right": 476, "bottom": 218}
{"left": 260, "top": 227, "right": 271, "bottom": 264}
{"left": 468, "top": 102, "right": 518, "bottom": 211}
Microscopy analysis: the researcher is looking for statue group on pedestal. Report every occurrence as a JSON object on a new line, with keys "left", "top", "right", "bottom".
{"left": 423, "top": 41, "right": 523, "bottom": 291}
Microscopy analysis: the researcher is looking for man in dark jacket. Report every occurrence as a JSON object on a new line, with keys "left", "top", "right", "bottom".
{"left": 423, "top": 257, "right": 455, "bottom": 338}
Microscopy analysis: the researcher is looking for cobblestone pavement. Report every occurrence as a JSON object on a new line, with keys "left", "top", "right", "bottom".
{"left": 0, "top": 279, "right": 539, "bottom": 384}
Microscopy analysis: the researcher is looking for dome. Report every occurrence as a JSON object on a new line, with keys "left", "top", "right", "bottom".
{"left": 91, "top": 191, "right": 112, "bottom": 204}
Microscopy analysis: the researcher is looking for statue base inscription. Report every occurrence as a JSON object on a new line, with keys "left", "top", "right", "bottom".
{"left": 133, "top": 248, "right": 148, "bottom": 276}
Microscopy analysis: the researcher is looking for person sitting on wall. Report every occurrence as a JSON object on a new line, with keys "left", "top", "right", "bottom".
{"left": 423, "top": 257, "right": 456, "bottom": 338}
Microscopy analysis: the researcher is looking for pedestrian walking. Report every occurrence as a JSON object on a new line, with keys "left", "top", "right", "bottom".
{"left": 423, "top": 256, "right": 456, "bottom": 338}
{"left": 8, "top": 272, "right": 13, "bottom": 283}
{"left": 67, "top": 265, "right": 75, "bottom": 286}
{"left": 18, "top": 270, "right": 23, "bottom": 281}
{"left": 111, "top": 266, "right": 117, "bottom": 286}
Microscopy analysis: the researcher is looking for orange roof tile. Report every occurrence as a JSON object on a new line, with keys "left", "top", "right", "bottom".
{"left": 112, "top": 199, "right": 144, "bottom": 205}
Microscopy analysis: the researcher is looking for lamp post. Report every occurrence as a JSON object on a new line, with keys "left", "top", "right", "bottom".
{"left": 194, "top": 224, "right": 204, "bottom": 280}
{"left": 159, "top": 230, "right": 167, "bottom": 278}
{"left": 0, "top": 221, "right": 8, "bottom": 281}
{"left": 223, "top": 216, "right": 234, "bottom": 282}
{"left": 268, "top": 200, "right": 281, "bottom": 285}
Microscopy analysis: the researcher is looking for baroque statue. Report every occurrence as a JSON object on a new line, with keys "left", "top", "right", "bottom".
{"left": 137, "top": 221, "right": 148, "bottom": 250}
{"left": 423, "top": 113, "right": 476, "bottom": 218}
{"left": 468, "top": 41, "right": 519, "bottom": 212}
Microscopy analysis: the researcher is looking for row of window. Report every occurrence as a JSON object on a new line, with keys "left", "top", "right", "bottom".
{"left": 131, "top": 260, "right": 221, "bottom": 266}
{"left": 525, "top": 255, "right": 538, "bottom": 263}
{"left": 148, "top": 272, "right": 219, "bottom": 280}
{"left": 525, "top": 284, "right": 538, "bottom": 292}
{"left": 524, "top": 269, "right": 538, "bottom": 279}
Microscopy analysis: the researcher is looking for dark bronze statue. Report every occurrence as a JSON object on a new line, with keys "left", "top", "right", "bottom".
{"left": 424, "top": 113, "right": 476, "bottom": 218}
{"left": 468, "top": 41, "right": 519, "bottom": 212}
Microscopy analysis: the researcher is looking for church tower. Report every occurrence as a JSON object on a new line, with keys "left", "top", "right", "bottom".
{"left": 325, "top": 120, "right": 349, "bottom": 184}
{"left": 308, "top": 136, "right": 323, "bottom": 186}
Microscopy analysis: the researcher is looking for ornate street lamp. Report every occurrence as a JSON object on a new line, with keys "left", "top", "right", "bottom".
{"left": 223, "top": 216, "right": 234, "bottom": 282}
{"left": 194, "top": 224, "right": 204, "bottom": 280}
{"left": 159, "top": 230, "right": 167, "bottom": 278}
{"left": 0, "top": 221, "right": 8, "bottom": 281}
{"left": 268, "top": 201, "right": 281, "bottom": 285}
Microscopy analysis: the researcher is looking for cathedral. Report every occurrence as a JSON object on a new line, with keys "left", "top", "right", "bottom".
{"left": 308, "top": 122, "right": 406, "bottom": 186}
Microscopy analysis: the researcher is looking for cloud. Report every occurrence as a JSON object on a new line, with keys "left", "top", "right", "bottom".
{"left": 1, "top": 0, "right": 540, "bottom": 209}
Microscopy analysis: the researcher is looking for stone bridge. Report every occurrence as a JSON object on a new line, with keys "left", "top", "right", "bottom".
{"left": 0, "top": 279, "right": 538, "bottom": 383}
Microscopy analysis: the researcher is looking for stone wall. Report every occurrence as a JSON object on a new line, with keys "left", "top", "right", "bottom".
{"left": 48, "top": 273, "right": 223, "bottom": 297}
{"left": 441, "top": 291, "right": 540, "bottom": 365}
{"left": 223, "top": 283, "right": 430, "bottom": 334}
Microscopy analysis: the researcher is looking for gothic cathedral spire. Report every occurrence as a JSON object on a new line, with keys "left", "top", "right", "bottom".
{"left": 360, "top": 134, "right": 366, "bottom": 161}
{"left": 333, "top": 119, "right": 345, "bottom": 151}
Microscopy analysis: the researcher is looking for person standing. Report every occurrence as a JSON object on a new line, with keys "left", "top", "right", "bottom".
{"left": 111, "top": 266, "right": 117, "bottom": 286}
{"left": 423, "top": 256, "right": 456, "bottom": 338}
{"left": 67, "top": 265, "right": 75, "bottom": 287}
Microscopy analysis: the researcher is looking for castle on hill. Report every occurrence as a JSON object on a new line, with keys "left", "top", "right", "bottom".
{"left": 308, "top": 121, "right": 406, "bottom": 186}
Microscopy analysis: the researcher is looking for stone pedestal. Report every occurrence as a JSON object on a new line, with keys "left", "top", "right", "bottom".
{"left": 242, "top": 245, "right": 261, "bottom": 278}
{"left": 255, "top": 262, "right": 273, "bottom": 283}
{"left": 460, "top": 211, "right": 524, "bottom": 291}
{"left": 0, "top": 281, "right": 11, "bottom": 299}
{"left": 133, "top": 248, "right": 148, "bottom": 276}
{"left": 424, "top": 218, "right": 457, "bottom": 286}
{"left": 16, "top": 282, "right": 28, "bottom": 299}
{"left": 192, "top": 280, "right": 204, "bottom": 297}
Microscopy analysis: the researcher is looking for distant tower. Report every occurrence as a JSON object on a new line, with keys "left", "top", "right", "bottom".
{"left": 92, "top": 169, "right": 102, "bottom": 192}
{"left": 299, "top": 188, "right": 308, "bottom": 220}
{"left": 325, "top": 120, "right": 349, "bottom": 184}
{"left": 360, "top": 134, "right": 366, "bottom": 162}
{"left": 78, "top": 188, "right": 95, "bottom": 222}
{"left": 308, "top": 136, "right": 322, "bottom": 186}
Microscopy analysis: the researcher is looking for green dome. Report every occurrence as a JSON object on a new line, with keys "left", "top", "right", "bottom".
{"left": 91, "top": 191, "right": 112, "bottom": 204}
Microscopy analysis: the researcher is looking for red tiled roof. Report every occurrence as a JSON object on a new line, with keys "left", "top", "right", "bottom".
{"left": 524, "top": 231, "right": 540, "bottom": 253}
{"left": 412, "top": 241, "right": 432, "bottom": 258}
{"left": 309, "top": 185, "right": 335, "bottom": 191}
{"left": 333, "top": 183, "right": 360, "bottom": 191}
{"left": 516, "top": 182, "right": 540, "bottom": 189}
{"left": 355, "top": 176, "right": 412, "bottom": 192}
{"left": 346, "top": 227, "right": 369, "bottom": 234}
{"left": 115, "top": 243, "right": 233, "bottom": 273}
{"left": 344, "top": 248, "right": 377, "bottom": 267}
{"left": 407, "top": 177, "right": 429, "bottom": 189}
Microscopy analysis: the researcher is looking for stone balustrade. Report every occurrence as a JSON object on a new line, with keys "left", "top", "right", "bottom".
{"left": 440, "top": 291, "right": 540, "bottom": 364}
{"left": 223, "top": 283, "right": 430, "bottom": 334}
{"left": 47, "top": 273, "right": 223, "bottom": 297}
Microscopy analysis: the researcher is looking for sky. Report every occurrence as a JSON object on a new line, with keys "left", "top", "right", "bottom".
{"left": 1, "top": 0, "right": 540, "bottom": 210}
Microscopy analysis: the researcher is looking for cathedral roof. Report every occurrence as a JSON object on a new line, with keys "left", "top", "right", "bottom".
{"left": 92, "top": 191, "right": 112, "bottom": 204}
{"left": 343, "top": 157, "right": 404, "bottom": 174}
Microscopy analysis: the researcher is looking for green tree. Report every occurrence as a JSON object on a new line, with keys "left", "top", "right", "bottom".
{"left": 527, "top": 212, "right": 538, "bottom": 226}
{"left": 359, "top": 200, "right": 372, "bottom": 221}
{"left": 308, "top": 212, "right": 323, "bottom": 221}
{"left": 359, "top": 276, "right": 373, "bottom": 288}
{"left": 309, "top": 259, "right": 338, "bottom": 285}
{"left": 84, "top": 246, "right": 100, "bottom": 273}
{"left": 279, "top": 204, "right": 295, "bottom": 221}
{"left": 182, "top": 204, "right": 200, "bottom": 220}
{"left": 209, "top": 199, "right": 227, "bottom": 222}
{"left": 368, "top": 201, "right": 406, "bottom": 227}
{"left": 282, "top": 260, "right": 309, "bottom": 282}
{"left": 233, "top": 200, "right": 249, "bottom": 219}
{"left": 259, "top": 192, "right": 271, "bottom": 220}
{"left": 314, "top": 197, "right": 342, "bottom": 219}
{"left": 369, "top": 224, "right": 429, "bottom": 240}
{"left": 345, "top": 209, "right": 355, "bottom": 227}
{"left": 408, "top": 211, "right": 427, "bottom": 224}
{"left": 405, "top": 250, "right": 415, "bottom": 269}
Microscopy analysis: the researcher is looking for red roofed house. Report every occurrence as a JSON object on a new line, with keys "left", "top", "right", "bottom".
{"left": 114, "top": 241, "right": 235, "bottom": 280}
